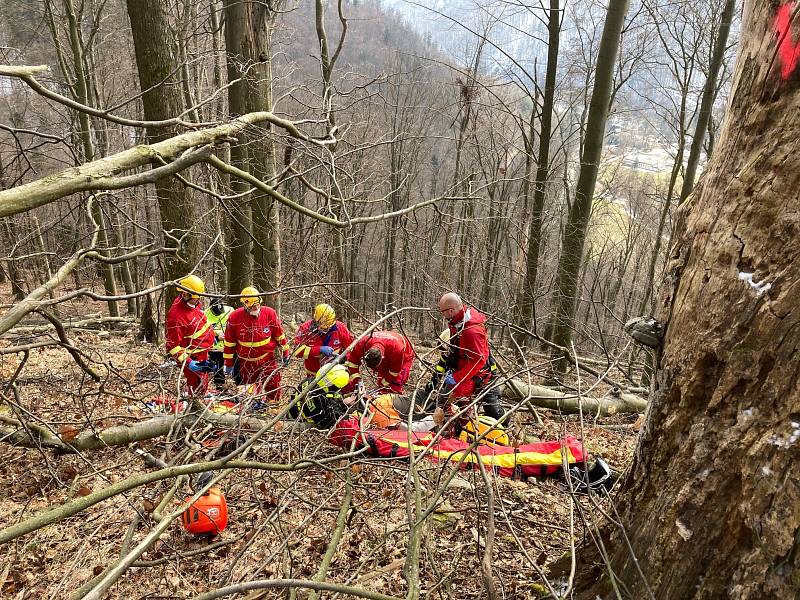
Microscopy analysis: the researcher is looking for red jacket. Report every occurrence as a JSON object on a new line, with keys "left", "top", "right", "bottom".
{"left": 293, "top": 319, "right": 354, "bottom": 375}
{"left": 165, "top": 296, "right": 214, "bottom": 363}
{"left": 345, "top": 330, "right": 415, "bottom": 393}
{"left": 223, "top": 306, "right": 289, "bottom": 368}
{"left": 448, "top": 306, "right": 491, "bottom": 397}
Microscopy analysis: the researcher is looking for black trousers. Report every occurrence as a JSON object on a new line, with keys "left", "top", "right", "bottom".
{"left": 207, "top": 351, "right": 226, "bottom": 387}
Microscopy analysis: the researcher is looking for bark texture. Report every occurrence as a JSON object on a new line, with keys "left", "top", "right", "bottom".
{"left": 224, "top": 0, "right": 253, "bottom": 294}
{"left": 127, "top": 0, "right": 196, "bottom": 308}
{"left": 502, "top": 379, "right": 646, "bottom": 416}
{"left": 584, "top": 3, "right": 800, "bottom": 597}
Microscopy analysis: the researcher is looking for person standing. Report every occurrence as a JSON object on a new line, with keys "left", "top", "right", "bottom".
{"left": 223, "top": 287, "right": 290, "bottom": 400}
{"left": 436, "top": 292, "right": 501, "bottom": 419}
{"left": 204, "top": 297, "right": 233, "bottom": 388}
{"left": 165, "top": 275, "right": 215, "bottom": 396}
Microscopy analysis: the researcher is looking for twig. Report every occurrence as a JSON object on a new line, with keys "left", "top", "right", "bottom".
{"left": 308, "top": 476, "right": 353, "bottom": 600}
{"left": 475, "top": 452, "right": 497, "bottom": 599}
{"left": 37, "top": 309, "right": 101, "bottom": 381}
{"left": 191, "top": 579, "right": 403, "bottom": 600}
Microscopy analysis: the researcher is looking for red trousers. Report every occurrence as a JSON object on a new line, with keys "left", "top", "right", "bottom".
{"left": 183, "top": 364, "right": 209, "bottom": 397}
{"left": 237, "top": 360, "right": 282, "bottom": 400}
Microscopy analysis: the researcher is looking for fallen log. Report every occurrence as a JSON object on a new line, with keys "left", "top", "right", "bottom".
{"left": 7, "top": 315, "right": 136, "bottom": 336}
{"left": 501, "top": 378, "right": 647, "bottom": 416}
{"left": 0, "top": 409, "right": 269, "bottom": 452}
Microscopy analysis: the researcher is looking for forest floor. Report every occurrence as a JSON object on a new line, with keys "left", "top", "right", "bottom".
{"left": 0, "top": 288, "right": 642, "bottom": 599}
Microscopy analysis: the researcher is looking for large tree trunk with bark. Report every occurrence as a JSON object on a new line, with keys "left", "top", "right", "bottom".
{"left": 127, "top": 0, "right": 197, "bottom": 310}
{"left": 240, "top": 2, "right": 282, "bottom": 309}
{"left": 579, "top": 3, "right": 800, "bottom": 597}
{"left": 224, "top": 0, "right": 254, "bottom": 294}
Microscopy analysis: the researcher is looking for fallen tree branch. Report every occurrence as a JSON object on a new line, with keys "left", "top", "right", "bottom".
{"left": 0, "top": 65, "right": 319, "bottom": 137}
{"left": 206, "top": 154, "right": 472, "bottom": 228}
{"left": 191, "top": 579, "right": 403, "bottom": 600}
{"left": 37, "top": 310, "right": 101, "bottom": 381}
{"left": 0, "top": 112, "right": 299, "bottom": 218}
{"left": 496, "top": 318, "right": 643, "bottom": 392}
{"left": 308, "top": 477, "right": 352, "bottom": 600}
{"left": 0, "top": 410, "right": 268, "bottom": 453}
{"left": 501, "top": 378, "right": 647, "bottom": 416}
{"left": 0, "top": 340, "right": 63, "bottom": 354}
{"left": 0, "top": 447, "right": 367, "bottom": 545}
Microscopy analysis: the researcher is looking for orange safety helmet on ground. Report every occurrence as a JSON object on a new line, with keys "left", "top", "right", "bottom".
{"left": 181, "top": 487, "right": 228, "bottom": 535}
{"left": 178, "top": 274, "right": 205, "bottom": 299}
{"left": 240, "top": 286, "right": 261, "bottom": 308}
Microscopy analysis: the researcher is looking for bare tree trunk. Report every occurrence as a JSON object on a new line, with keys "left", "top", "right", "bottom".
{"left": 242, "top": 2, "right": 282, "bottom": 310}
{"left": 549, "top": 0, "right": 629, "bottom": 370}
{"left": 209, "top": 0, "right": 230, "bottom": 295}
{"left": 515, "top": 0, "right": 560, "bottom": 343}
{"left": 127, "top": 0, "right": 197, "bottom": 311}
{"left": 678, "top": 0, "right": 736, "bottom": 205}
{"left": 579, "top": 3, "right": 800, "bottom": 597}
{"left": 114, "top": 211, "right": 138, "bottom": 315}
{"left": 224, "top": 0, "right": 254, "bottom": 294}
{"left": 637, "top": 106, "right": 688, "bottom": 315}
{"left": 1, "top": 218, "right": 26, "bottom": 300}
{"left": 64, "top": 0, "right": 119, "bottom": 317}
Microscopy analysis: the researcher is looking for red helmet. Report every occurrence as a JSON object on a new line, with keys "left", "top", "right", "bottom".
{"left": 181, "top": 487, "right": 228, "bottom": 535}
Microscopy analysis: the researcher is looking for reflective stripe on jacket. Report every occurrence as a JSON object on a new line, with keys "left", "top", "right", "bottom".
{"left": 293, "top": 319, "right": 354, "bottom": 375}
{"left": 223, "top": 306, "right": 289, "bottom": 367}
{"left": 165, "top": 296, "right": 214, "bottom": 364}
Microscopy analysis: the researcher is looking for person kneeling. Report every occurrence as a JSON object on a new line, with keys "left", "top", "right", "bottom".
{"left": 288, "top": 364, "right": 351, "bottom": 428}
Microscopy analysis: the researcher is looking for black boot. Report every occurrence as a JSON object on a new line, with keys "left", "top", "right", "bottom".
{"left": 481, "top": 387, "right": 503, "bottom": 420}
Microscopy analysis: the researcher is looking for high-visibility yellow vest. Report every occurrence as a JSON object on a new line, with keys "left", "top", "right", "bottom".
{"left": 204, "top": 305, "right": 233, "bottom": 351}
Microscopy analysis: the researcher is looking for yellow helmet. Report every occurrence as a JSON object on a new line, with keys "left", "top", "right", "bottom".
{"left": 240, "top": 286, "right": 261, "bottom": 308}
{"left": 317, "top": 364, "right": 349, "bottom": 390}
{"left": 178, "top": 275, "right": 205, "bottom": 299}
{"left": 313, "top": 303, "right": 336, "bottom": 331}
{"left": 458, "top": 416, "right": 510, "bottom": 447}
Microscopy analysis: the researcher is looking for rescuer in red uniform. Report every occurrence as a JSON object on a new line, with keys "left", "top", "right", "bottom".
{"left": 223, "top": 286, "right": 290, "bottom": 400}
{"left": 292, "top": 303, "right": 354, "bottom": 376}
{"left": 165, "top": 275, "right": 215, "bottom": 396}
{"left": 437, "top": 292, "right": 502, "bottom": 419}
{"left": 344, "top": 330, "right": 415, "bottom": 393}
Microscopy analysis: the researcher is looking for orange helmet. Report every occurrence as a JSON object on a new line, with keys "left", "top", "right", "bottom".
{"left": 181, "top": 487, "right": 228, "bottom": 535}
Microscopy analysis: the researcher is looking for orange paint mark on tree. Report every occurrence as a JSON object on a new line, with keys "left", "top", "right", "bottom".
{"left": 775, "top": 2, "right": 800, "bottom": 80}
